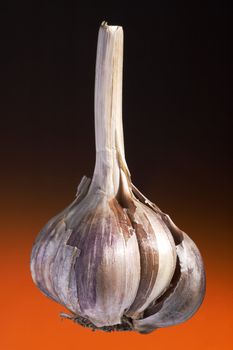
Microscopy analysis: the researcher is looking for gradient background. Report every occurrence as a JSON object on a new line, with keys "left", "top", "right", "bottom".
{"left": 1, "top": 2, "right": 232, "bottom": 350}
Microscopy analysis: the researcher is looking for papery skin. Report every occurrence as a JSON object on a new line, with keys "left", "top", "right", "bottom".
{"left": 30, "top": 175, "right": 205, "bottom": 332}
{"left": 133, "top": 212, "right": 206, "bottom": 333}
{"left": 30, "top": 22, "right": 206, "bottom": 333}
{"left": 31, "top": 175, "right": 175, "bottom": 327}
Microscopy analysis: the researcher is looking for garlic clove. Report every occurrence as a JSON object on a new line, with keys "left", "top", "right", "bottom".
{"left": 125, "top": 200, "right": 177, "bottom": 318}
{"left": 66, "top": 194, "right": 141, "bottom": 327}
{"left": 114, "top": 170, "right": 177, "bottom": 319}
{"left": 133, "top": 219, "right": 206, "bottom": 333}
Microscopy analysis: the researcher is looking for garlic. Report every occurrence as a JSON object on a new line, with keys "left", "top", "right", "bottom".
{"left": 30, "top": 22, "right": 205, "bottom": 333}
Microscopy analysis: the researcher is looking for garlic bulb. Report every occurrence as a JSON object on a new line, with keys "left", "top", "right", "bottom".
{"left": 30, "top": 22, "right": 205, "bottom": 333}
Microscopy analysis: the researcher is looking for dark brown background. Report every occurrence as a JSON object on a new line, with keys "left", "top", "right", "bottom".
{"left": 0, "top": 1, "right": 232, "bottom": 349}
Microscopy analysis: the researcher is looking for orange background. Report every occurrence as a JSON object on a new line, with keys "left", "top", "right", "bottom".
{"left": 1, "top": 2, "right": 232, "bottom": 349}
{"left": 1, "top": 170, "right": 232, "bottom": 350}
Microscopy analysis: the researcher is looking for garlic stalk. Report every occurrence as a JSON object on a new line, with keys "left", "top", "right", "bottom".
{"left": 30, "top": 22, "right": 205, "bottom": 333}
